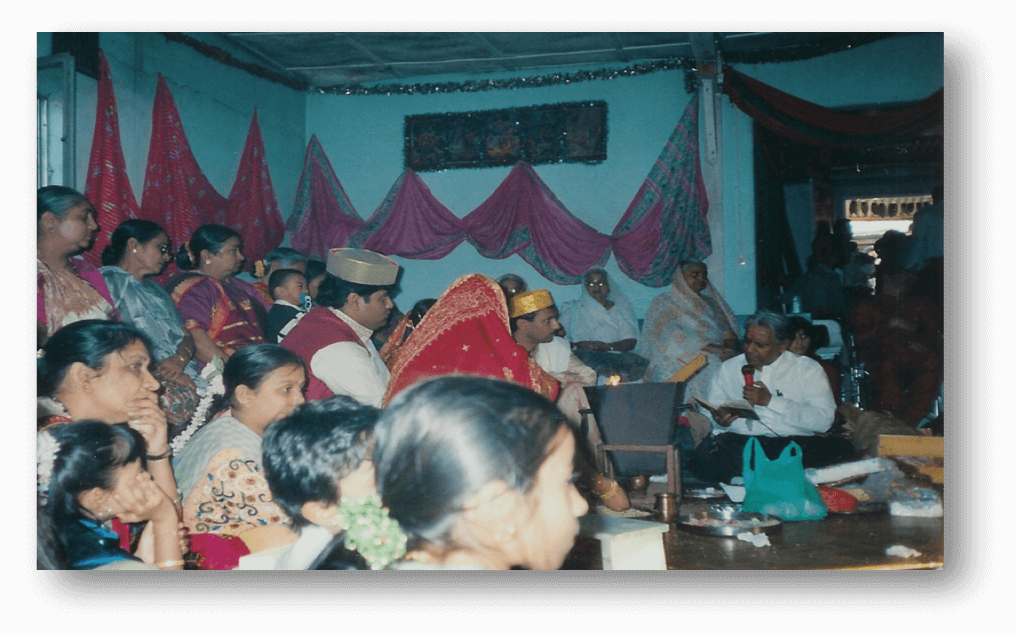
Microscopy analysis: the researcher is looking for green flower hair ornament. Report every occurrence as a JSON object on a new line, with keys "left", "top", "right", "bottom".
{"left": 336, "top": 495, "right": 407, "bottom": 570}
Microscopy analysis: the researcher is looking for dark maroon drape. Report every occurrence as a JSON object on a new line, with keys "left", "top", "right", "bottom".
{"left": 722, "top": 67, "right": 943, "bottom": 147}
{"left": 139, "top": 75, "right": 226, "bottom": 259}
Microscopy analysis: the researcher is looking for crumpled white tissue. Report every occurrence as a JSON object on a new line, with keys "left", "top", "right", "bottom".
{"left": 737, "top": 531, "right": 771, "bottom": 547}
{"left": 885, "top": 545, "right": 921, "bottom": 558}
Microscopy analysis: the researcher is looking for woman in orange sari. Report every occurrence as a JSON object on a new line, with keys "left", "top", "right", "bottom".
{"left": 383, "top": 274, "right": 628, "bottom": 511}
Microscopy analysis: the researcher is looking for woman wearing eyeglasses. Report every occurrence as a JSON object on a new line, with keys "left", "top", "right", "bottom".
{"left": 558, "top": 268, "right": 648, "bottom": 383}
{"left": 100, "top": 219, "right": 204, "bottom": 434}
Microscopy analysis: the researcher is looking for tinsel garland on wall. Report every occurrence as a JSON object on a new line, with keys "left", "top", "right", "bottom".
{"left": 159, "top": 32, "right": 895, "bottom": 96}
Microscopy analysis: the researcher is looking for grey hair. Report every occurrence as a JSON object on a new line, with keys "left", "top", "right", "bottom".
{"left": 744, "top": 309, "right": 792, "bottom": 342}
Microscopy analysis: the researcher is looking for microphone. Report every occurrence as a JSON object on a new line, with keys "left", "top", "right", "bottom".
{"left": 741, "top": 364, "right": 755, "bottom": 387}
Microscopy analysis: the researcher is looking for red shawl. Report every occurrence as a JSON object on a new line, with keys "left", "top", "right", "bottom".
{"left": 382, "top": 274, "right": 559, "bottom": 406}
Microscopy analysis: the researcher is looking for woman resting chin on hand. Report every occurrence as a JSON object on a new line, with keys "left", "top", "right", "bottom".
{"left": 38, "top": 422, "right": 184, "bottom": 570}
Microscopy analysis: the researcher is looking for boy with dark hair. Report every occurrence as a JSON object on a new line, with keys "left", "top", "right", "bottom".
{"left": 265, "top": 269, "right": 309, "bottom": 343}
{"left": 240, "top": 396, "right": 380, "bottom": 570}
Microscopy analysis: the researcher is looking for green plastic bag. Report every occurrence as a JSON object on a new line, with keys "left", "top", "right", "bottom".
{"left": 741, "top": 437, "right": 827, "bottom": 521}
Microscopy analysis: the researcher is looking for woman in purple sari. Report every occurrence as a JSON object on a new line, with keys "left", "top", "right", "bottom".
{"left": 165, "top": 224, "right": 270, "bottom": 365}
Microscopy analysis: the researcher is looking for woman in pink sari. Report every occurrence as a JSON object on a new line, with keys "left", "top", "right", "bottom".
{"left": 164, "top": 224, "right": 270, "bottom": 365}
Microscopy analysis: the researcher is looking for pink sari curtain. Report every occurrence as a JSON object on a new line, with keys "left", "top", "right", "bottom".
{"left": 286, "top": 135, "right": 365, "bottom": 260}
{"left": 462, "top": 162, "right": 612, "bottom": 284}
{"left": 81, "top": 51, "right": 140, "bottom": 268}
{"left": 610, "top": 93, "right": 710, "bottom": 287}
{"left": 349, "top": 169, "right": 466, "bottom": 259}
{"left": 221, "top": 110, "right": 286, "bottom": 264}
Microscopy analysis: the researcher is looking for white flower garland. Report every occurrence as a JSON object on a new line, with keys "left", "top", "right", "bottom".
{"left": 37, "top": 430, "right": 60, "bottom": 504}
{"left": 170, "top": 357, "right": 226, "bottom": 455}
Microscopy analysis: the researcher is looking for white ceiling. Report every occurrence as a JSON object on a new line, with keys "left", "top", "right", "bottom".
{"left": 209, "top": 32, "right": 885, "bottom": 88}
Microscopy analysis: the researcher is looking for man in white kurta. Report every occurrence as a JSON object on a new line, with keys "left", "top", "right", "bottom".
{"left": 692, "top": 309, "right": 850, "bottom": 483}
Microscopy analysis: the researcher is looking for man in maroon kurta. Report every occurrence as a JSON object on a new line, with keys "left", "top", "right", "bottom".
{"left": 282, "top": 248, "right": 399, "bottom": 406}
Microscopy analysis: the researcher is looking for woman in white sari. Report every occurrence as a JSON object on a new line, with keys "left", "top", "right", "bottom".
{"left": 635, "top": 261, "right": 740, "bottom": 402}
{"left": 558, "top": 268, "right": 648, "bottom": 383}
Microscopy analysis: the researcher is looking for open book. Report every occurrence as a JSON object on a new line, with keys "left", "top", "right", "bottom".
{"left": 692, "top": 396, "right": 760, "bottom": 422}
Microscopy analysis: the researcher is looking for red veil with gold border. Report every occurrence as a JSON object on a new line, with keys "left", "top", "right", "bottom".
{"left": 382, "top": 274, "right": 559, "bottom": 406}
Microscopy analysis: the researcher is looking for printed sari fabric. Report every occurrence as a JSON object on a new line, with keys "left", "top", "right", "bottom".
{"left": 37, "top": 256, "right": 117, "bottom": 337}
{"left": 165, "top": 273, "right": 270, "bottom": 357}
{"left": 635, "top": 272, "right": 739, "bottom": 401}
{"left": 172, "top": 416, "right": 288, "bottom": 536}
{"left": 101, "top": 265, "right": 204, "bottom": 430}
{"left": 383, "top": 274, "right": 559, "bottom": 406}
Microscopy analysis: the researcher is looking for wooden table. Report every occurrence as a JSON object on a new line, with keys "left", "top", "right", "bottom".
{"left": 564, "top": 500, "right": 944, "bottom": 570}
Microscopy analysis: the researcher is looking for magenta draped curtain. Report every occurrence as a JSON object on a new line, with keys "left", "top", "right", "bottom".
{"left": 81, "top": 51, "right": 140, "bottom": 268}
{"left": 285, "top": 135, "right": 365, "bottom": 260}
{"left": 610, "top": 93, "right": 710, "bottom": 287}
{"left": 462, "top": 162, "right": 612, "bottom": 284}
{"left": 349, "top": 169, "right": 466, "bottom": 259}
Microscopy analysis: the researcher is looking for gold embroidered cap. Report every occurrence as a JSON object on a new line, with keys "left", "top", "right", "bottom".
{"left": 509, "top": 289, "right": 555, "bottom": 318}
{"left": 326, "top": 248, "right": 400, "bottom": 285}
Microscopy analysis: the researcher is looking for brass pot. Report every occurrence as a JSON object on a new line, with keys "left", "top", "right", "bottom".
{"left": 655, "top": 492, "right": 678, "bottom": 522}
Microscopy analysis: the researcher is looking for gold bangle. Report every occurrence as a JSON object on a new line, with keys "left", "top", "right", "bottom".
{"left": 155, "top": 559, "right": 185, "bottom": 569}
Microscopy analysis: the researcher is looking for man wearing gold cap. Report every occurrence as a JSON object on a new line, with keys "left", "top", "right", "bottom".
{"left": 509, "top": 289, "right": 629, "bottom": 511}
{"left": 510, "top": 290, "right": 596, "bottom": 387}
{"left": 282, "top": 248, "right": 400, "bottom": 407}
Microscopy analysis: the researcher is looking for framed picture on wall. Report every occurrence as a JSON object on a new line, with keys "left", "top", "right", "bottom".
{"left": 405, "top": 101, "right": 607, "bottom": 171}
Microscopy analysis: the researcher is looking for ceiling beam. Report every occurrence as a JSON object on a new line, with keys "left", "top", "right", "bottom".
{"left": 688, "top": 32, "right": 718, "bottom": 67}
{"left": 609, "top": 34, "right": 631, "bottom": 63}
{"left": 472, "top": 33, "right": 516, "bottom": 72}
{"left": 210, "top": 33, "right": 303, "bottom": 78}
{"left": 340, "top": 33, "right": 404, "bottom": 78}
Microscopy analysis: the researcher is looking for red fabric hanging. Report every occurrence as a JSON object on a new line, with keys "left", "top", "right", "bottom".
{"left": 139, "top": 75, "right": 227, "bottom": 259}
{"left": 81, "top": 51, "right": 140, "bottom": 268}
{"left": 286, "top": 135, "right": 364, "bottom": 260}
{"left": 462, "top": 162, "right": 612, "bottom": 284}
{"left": 351, "top": 169, "right": 466, "bottom": 259}
{"left": 220, "top": 110, "right": 286, "bottom": 264}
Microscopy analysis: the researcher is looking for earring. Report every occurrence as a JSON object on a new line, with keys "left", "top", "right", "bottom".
{"left": 132, "top": 249, "right": 137, "bottom": 254}
{"left": 205, "top": 260, "right": 211, "bottom": 265}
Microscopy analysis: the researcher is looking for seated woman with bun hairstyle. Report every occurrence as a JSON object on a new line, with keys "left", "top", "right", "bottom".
{"left": 311, "top": 375, "right": 589, "bottom": 570}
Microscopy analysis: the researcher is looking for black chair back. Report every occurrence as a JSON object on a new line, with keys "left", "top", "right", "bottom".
{"left": 583, "top": 382, "right": 686, "bottom": 477}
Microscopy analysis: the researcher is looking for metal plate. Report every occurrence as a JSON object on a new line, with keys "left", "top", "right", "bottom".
{"left": 677, "top": 508, "right": 782, "bottom": 537}
{"left": 682, "top": 487, "right": 727, "bottom": 500}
